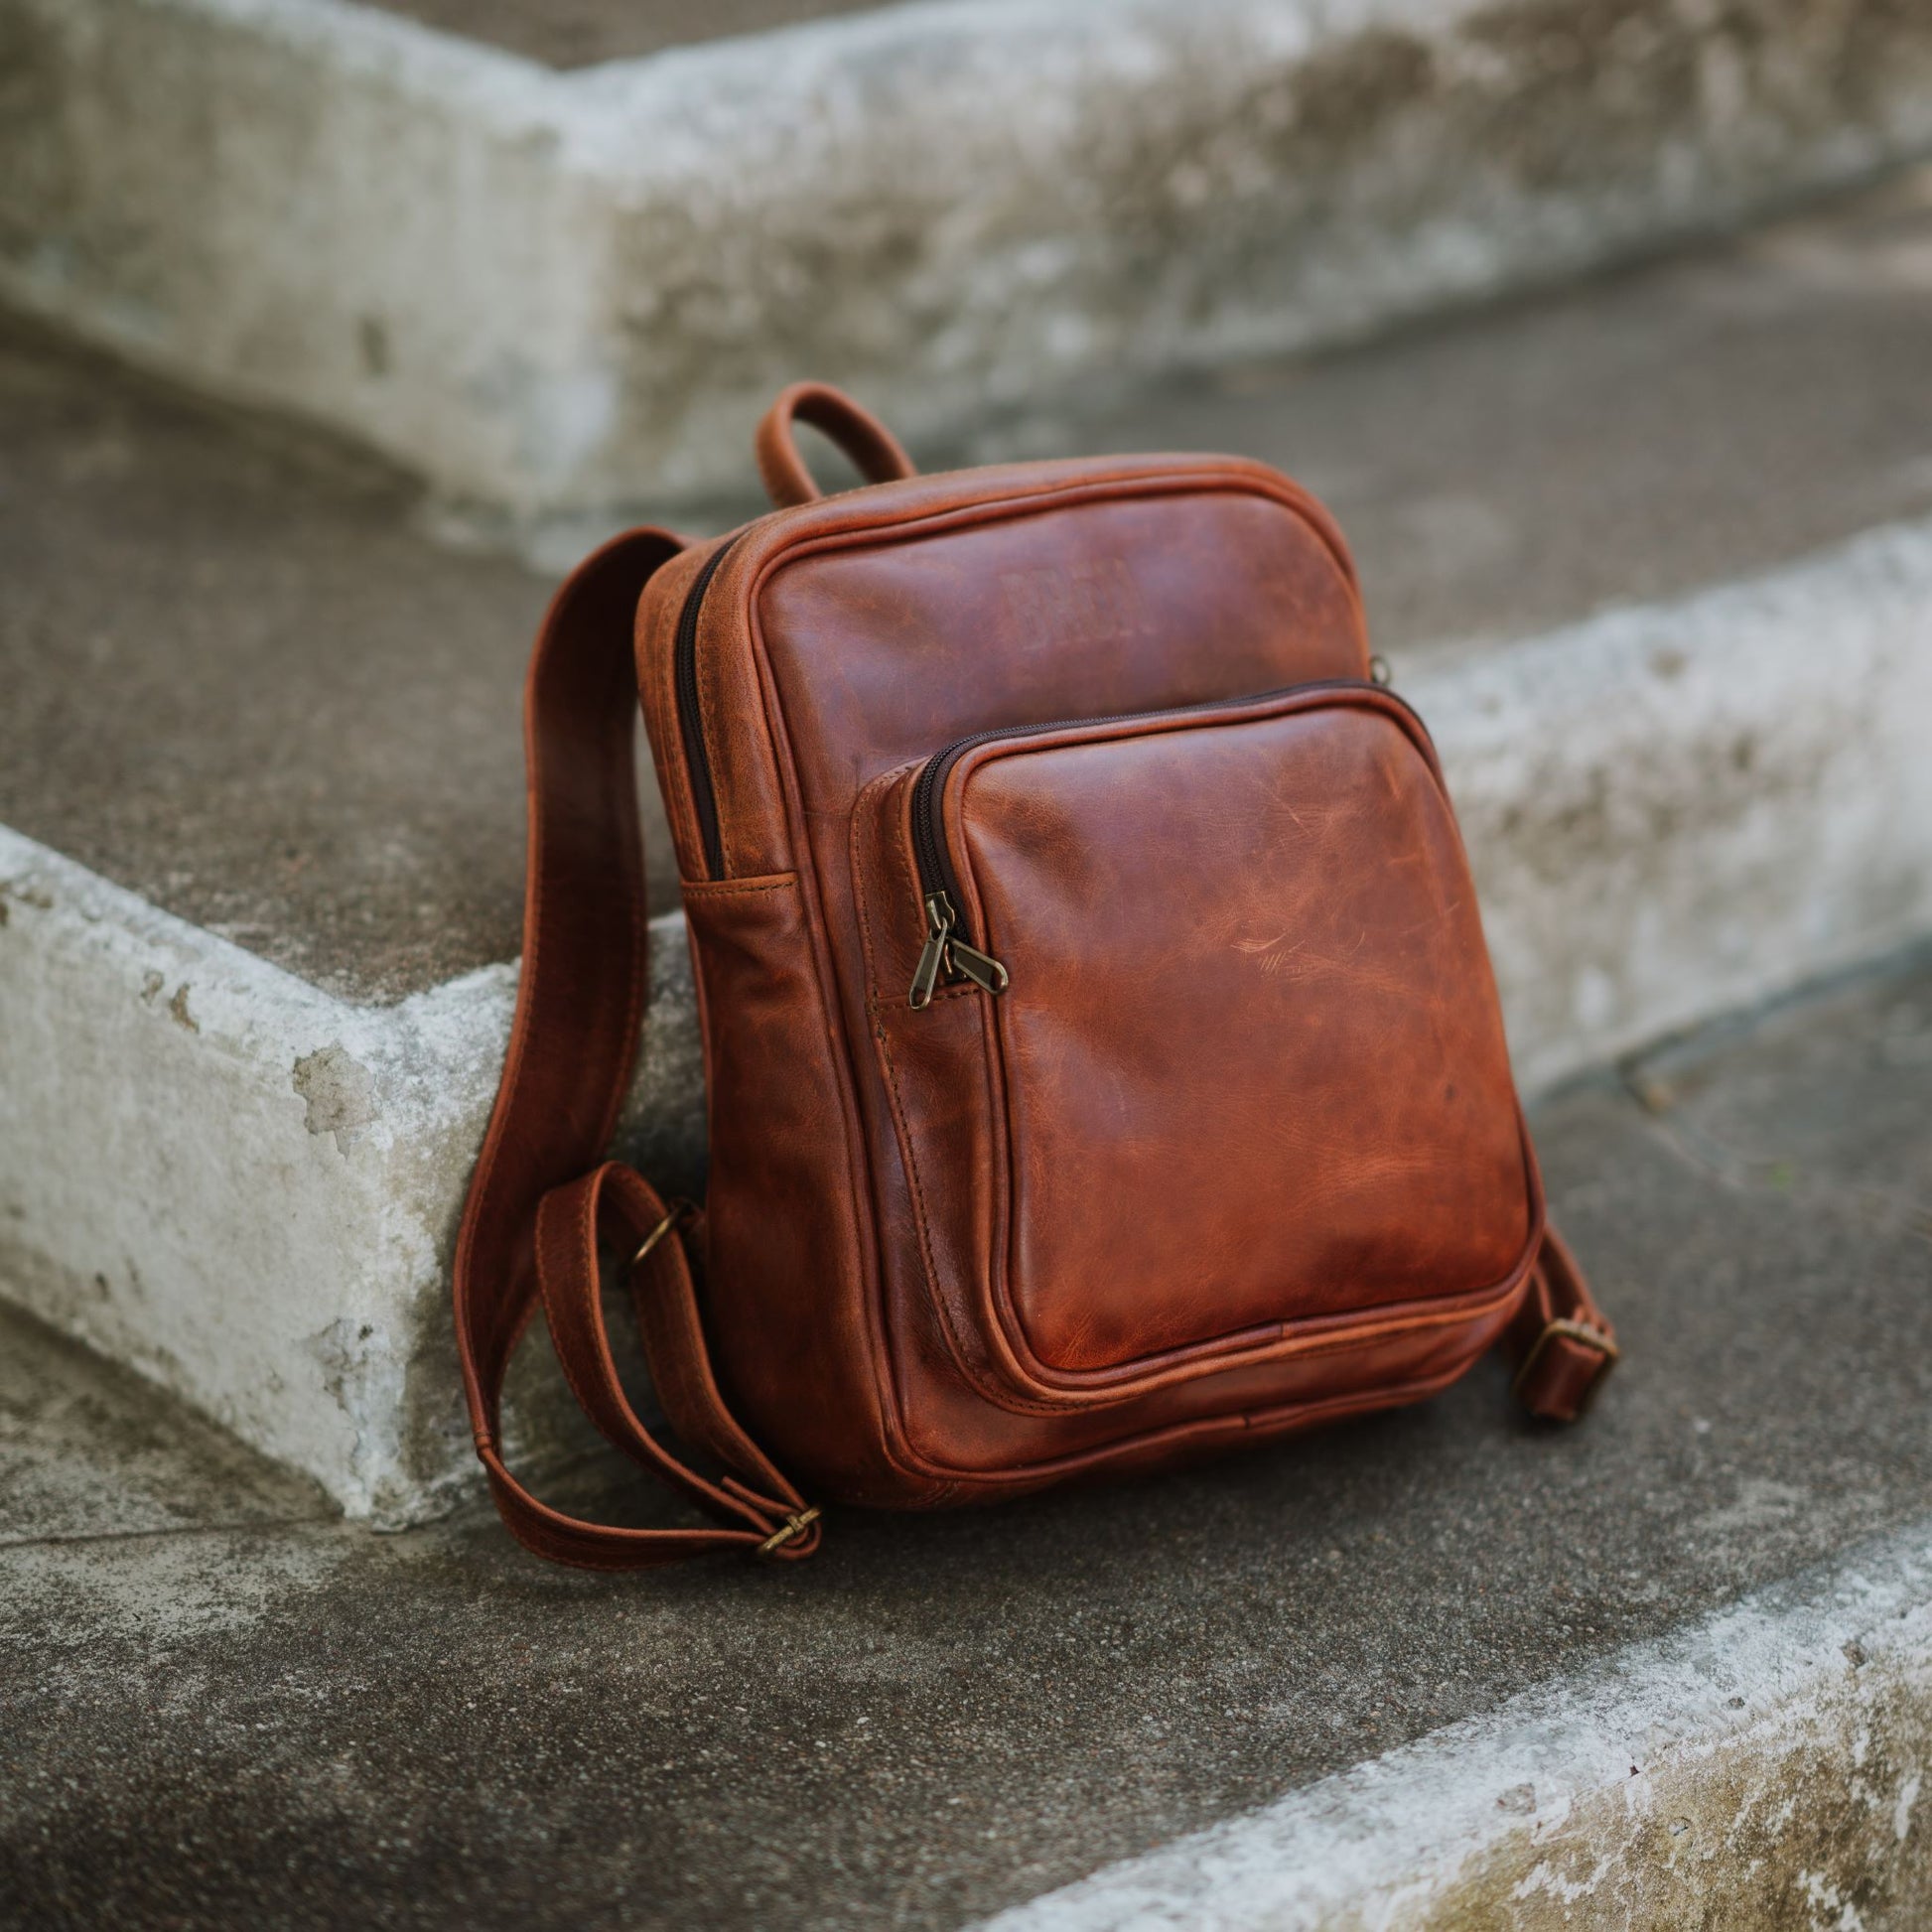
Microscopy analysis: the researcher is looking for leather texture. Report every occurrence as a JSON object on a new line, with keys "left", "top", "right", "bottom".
{"left": 854, "top": 688, "right": 1538, "bottom": 1401}
{"left": 454, "top": 387, "right": 1615, "bottom": 1569}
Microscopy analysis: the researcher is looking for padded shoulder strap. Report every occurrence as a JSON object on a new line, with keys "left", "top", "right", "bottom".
{"left": 454, "top": 527, "right": 821, "bottom": 1571}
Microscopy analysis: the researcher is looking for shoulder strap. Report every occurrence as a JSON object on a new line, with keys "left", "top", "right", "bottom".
{"left": 453, "top": 527, "right": 821, "bottom": 1571}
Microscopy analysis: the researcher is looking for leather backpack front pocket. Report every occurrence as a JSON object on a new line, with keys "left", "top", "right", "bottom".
{"left": 854, "top": 683, "right": 1544, "bottom": 1413}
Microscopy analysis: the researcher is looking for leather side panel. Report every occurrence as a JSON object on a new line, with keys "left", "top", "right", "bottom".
{"left": 681, "top": 874, "right": 904, "bottom": 1499}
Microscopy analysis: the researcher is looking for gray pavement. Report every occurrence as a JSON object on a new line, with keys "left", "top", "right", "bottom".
{"left": 362, "top": 0, "right": 900, "bottom": 68}
{"left": 5, "top": 946, "right": 1929, "bottom": 1930}
{"left": 4, "top": 170, "right": 1931, "bottom": 1005}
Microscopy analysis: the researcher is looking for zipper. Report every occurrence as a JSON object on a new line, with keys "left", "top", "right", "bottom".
{"left": 905, "top": 675, "right": 1416, "bottom": 1010}
{"left": 674, "top": 534, "right": 743, "bottom": 879}
{"left": 909, "top": 889, "right": 1009, "bottom": 1008}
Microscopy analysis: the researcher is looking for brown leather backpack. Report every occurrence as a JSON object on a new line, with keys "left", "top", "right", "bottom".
{"left": 455, "top": 383, "right": 1616, "bottom": 1569}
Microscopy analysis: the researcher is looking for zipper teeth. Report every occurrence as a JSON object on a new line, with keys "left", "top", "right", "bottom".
{"left": 909, "top": 677, "right": 1418, "bottom": 916}
{"left": 673, "top": 534, "right": 743, "bottom": 880}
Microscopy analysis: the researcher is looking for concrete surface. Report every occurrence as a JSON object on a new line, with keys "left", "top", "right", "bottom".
{"left": 967, "top": 161, "right": 1932, "bottom": 668}
{"left": 0, "top": 309, "right": 674, "bottom": 1004}
{"left": 990, "top": 1524, "right": 1932, "bottom": 1928}
{"left": 3, "top": 177, "right": 1932, "bottom": 1521}
{"left": 1408, "top": 515, "right": 1932, "bottom": 1091}
{"left": 0, "top": 829, "right": 703, "bottom": 1526}
{"left": 4, "top": 948, "right": 1931, "bottom": 1929}
{"left": 5, "top": 0, "right": 1931, "bottom": 525}
{"left": 362, "top": 0, "right": 897, "bottom": 69}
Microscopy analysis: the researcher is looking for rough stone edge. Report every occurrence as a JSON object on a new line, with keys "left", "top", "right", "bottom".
{"left": 975, "top": 1514, "right": 1932, "bottom": 1930}
{"left": 5, "top": 0, "right": 1931, "bottom": 525}
{"left": 1417, "top": 512, "right": 1932, "bottom": 1094}
{"left": 0, "top": 825, "right": 698, "bottom": 1526}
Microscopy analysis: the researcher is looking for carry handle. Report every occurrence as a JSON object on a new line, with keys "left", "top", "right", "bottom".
{"left": 756, "top": 381, "right": 916, "bottom": 508}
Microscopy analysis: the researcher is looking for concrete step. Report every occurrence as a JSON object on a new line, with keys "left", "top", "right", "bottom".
{"left": 3, "top": 176, "right": 1931, "bottom": 1523}
{"left": 5, "top": 946, "right": 1931, "bottom": 1928}
{"left": 362, "top": 0, "right": 897, "bottom": 69}
{"left": 5, "top": 0, "right": 1930, "bottom": 531}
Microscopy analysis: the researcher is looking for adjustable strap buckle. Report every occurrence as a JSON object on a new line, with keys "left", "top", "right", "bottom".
{"left": 757, "top": 1507, "right": 822, "bottom": 1558}
{"left": 1512, "top": 1316, "right": 1619, "bottom": 1417}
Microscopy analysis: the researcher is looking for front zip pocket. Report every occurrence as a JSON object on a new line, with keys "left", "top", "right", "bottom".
{"left": 855, "top": 680, "right": 1542, "bottom": 1409}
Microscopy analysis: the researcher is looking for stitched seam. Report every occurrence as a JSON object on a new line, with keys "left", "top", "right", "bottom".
{"left": 695, "top": 541, "right": 733, "bottom": 877}
{"left": 850, "top": 773, "right": 985, "bottom": 1384}
{"left": 681, "top": 876, "right": 796, "bottom": 899}
{"left": 875, "top": 1345, "right": 1492, "bottom": 1496}
{"left": 1018, "top": 1255, "right": 1535, "bottom": 1393}
{"left": 870, "top": 1019, "right": 1075, "bottom": 1420}
{"left": 644, "top": 550, "right": 708, "bottom": 872}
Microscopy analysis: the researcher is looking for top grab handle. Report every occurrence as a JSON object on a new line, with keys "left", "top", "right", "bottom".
{"left": 755, "top": 382, "right": 917, "bottom": 508}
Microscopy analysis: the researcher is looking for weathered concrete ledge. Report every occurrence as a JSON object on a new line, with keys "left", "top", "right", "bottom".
{"left": 1412, "top": 515, "right": 1932, "bottom": 1094}
{"left": 979, "top": 1515, "right": 1932, "bottom": 1930}
{"left": 5, "top": 0, "right": 1931, "bottom": 527}
{"left": 4, "top": 511, "right": 1929, "bottom": 1522}
{"left": 0, "top": 831, "right": 700, "bottom": 1526}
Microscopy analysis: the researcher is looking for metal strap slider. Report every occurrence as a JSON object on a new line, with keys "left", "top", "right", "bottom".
{"left": 757, "top": 1507, "right": 822, "bottom": 1557}
{"left": 630, "top": 1198, "right": 695, "bottom": 1270}
{"left": 1512, "top": 1316, "right": 1619, "bottom": 1410}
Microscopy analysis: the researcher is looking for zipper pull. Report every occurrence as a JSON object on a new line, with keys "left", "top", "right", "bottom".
{"left": 908, "top": 891, "right": 1011, "bottom": 1008}
{"left": 909, "top": 893, "right": 955, "bottom": 1009}
{"left": 945, "top": 935, "right": 1009, "bottom": 997}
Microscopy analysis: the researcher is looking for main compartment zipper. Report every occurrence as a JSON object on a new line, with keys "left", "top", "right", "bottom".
{"left": 674, "top": 534, "right": 743, "bottom": 879}
{"left": 904, "top": 675, "right": 1416, "bottom": 1011}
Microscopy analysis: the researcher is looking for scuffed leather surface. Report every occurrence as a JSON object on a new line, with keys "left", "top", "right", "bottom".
{"left": 681, "top": 874, "right": 900, "bottom": 1495}
{"left": 758, "top": 483, "right": 1365, "bottom": 813}
{"left": 937, "top": 690, "right": 1532, "bottom": 1382}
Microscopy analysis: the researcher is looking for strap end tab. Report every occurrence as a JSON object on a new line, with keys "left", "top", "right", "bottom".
{"left": 1512, "top": 1316, "right": 1618, "bottom": 1422}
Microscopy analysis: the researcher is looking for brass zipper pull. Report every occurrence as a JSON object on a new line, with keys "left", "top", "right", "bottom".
{"left": 908, "top": 891, "right": 1010, "bottom": 1009}
{"left": 909, "top": 893, "right": 955, "bottom": 1009}
{"left": 945, "top": 935, "right": 1009, "bottom": 997}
